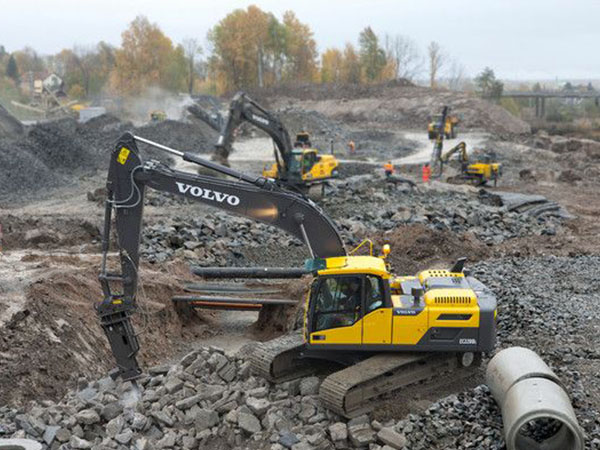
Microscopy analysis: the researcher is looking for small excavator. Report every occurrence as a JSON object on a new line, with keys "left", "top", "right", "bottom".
{"left": 213, "top": 91, "right": 339, "bottom": 191}
{"left": 96, "top": 132, "right": 497, "bottom": 417}
{"left": 440, "top": 141, "right": 502, "bottom": 186}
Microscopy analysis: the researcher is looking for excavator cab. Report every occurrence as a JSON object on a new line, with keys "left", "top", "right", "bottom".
{"left": 303, "top": 253, "right": 496, "bottom": 352}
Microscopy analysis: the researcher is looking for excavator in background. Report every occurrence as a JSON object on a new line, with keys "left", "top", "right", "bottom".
{"left": 428, "top": 110, "right": 459, "bottom": 140}
{"left": 96, "top": 132, "right": 497, "bottom": 417}
{"left": 429, "top": 106, "right": 449, "bottom": 177}
{"left": 149, "top": 110, "right": 167, "bottom": 122}
{"left": 214, "top": 91, "right": 339, "bottom": 191}
{"left": 440, "top": 141, "right": 502, "bottom": 186}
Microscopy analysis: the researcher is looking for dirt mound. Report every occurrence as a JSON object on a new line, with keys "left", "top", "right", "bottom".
{"left": 0, "top": 214, "right": 101, "bottom": 250}
{"left": 136, "top": 119, "right": 216, "bottom": 153}
{"left": 0, "top": 255, "right": 208, "bottom": 405}
{"left": 253, "top": 278, "right": 311, "bottom": 339}
{"left": 249, "top": 79, "right": 415, "bottom": 102}
{"left": 370, "top": 224, "right": 490, "bottom": 274}
{"left": 260, "top": 83, "right": 531, "bottom": 137}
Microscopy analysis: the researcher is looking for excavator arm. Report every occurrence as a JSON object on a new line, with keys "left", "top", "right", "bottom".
{"left": 96, "top": 132, "right": 345, "bottom": 380}
{"left": 215, "top": 92, "right": 294, "bottom": 180}
{"left": 187, "top": 103, "right": 224, "bottom": 132}
{"left": 440, "top": 141, "right": 468, "bottom": 163}
{"left": 430, "top": 106, "right": 449, "bottom": 177}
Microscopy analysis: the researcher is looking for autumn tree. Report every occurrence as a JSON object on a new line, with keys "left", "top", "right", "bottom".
{"left": 428, "top": 41, "right": 445, "bottom": 88}
{"left": 208, "top": 6, "right": 272, "bottom": 91}
{"left": 209, "top": 6, "right": 318, "bottom": 92}
{"left": 182, "top": 38, "right": 202, "bottom": 94}
{"left": 111, "top": 16, "right": 187, "bottom": 95}
{"left": 341, "top": 43, "right": 361, "bottom": 83}
{"left": 54, "top": 42, "right": 115, "bottom": 98}
{"left": 321, "top": 48, "right": 343, "bottom": 83}
{"left": 281, "top": 11, "right": 318, "bottom": 83}
{"left": 358, "top": 27, "right": 386, "bottom": 82}
{"left": 12, "top": 47, "right": 45, "bottom": 77}
{"left": 6, "top": 54, "right": 19, "bottom": 82}
{"left": 383, "top": 34, "right": 421, "bottom": 81}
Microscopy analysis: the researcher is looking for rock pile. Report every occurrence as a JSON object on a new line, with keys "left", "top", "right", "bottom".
{"left": 0, "top": 346, "right": 407, "bottom": 450}
{"left": 137, "top": 175, "right": 568, "bottom": 269}
{"left": 326, "top": 175, "right": 565, "bottom": 245}
{"left": 140, "top": 211, "right": 306, "bottom": 267}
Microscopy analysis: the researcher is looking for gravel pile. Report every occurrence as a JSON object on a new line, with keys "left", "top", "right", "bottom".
{"left": 400, "top": 255, "right": 600, "bottom": 450}
{"left": 0, "top": 115, "right": 215, "bottom": 205}
{"left": 325, "top": 175, "right": 565, "bottom": 244}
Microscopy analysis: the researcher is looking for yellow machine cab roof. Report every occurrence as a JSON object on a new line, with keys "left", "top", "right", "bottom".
{"left": 315, "top": 255, "right": 389, "bottom": 277}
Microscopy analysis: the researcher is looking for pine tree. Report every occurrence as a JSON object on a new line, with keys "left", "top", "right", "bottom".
{"left": 6, "top": 54, "right": 19, "bottom": 82}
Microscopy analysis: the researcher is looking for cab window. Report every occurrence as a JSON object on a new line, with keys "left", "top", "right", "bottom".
{"left": 302, "top": 152, "right": 317, "bottom": 173}
{"left": 313, "top": 277, "right": 362, "bottom": 331}
{"left": 365, "top": 276, "right": 384, "bottom": 313}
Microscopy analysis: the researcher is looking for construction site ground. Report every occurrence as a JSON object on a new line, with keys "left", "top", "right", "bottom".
{"left": 1, "top": 83, "right": 599, "bottom": 448}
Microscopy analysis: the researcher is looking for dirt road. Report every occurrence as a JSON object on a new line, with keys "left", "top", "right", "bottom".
{"left": 394, "top": 130, "right": 490, "bottom": 165}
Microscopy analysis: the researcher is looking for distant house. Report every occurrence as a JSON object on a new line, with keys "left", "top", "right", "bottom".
{"left": 19, "top": 72, "right": 66, "bottom": 99}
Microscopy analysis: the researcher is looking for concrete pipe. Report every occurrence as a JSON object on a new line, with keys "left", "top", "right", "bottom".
{"left": 486, "top": 347, "right": 585, "bottom": 450}
{"left": 0, "top": 439, "right": 42, "bottom": 450}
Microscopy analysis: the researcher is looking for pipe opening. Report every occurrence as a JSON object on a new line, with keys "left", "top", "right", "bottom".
{"left": 515, "top": 417, "right": 578, "bottom": 450}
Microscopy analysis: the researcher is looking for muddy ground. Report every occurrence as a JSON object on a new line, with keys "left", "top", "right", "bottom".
{"left": 1, "top": 83, "right": 599, "bottom": 447}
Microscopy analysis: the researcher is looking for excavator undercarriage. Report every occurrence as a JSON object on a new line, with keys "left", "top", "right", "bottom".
{"left": 248, "top": 332, "right": 482, "bottom": 418}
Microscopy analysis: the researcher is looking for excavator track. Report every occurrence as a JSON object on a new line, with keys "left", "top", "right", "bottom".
{"left": 319, "top": 352, "right": 470, "bottom": 418}
{"left": 248, "top": 332, "right": 314, "bottom": 382}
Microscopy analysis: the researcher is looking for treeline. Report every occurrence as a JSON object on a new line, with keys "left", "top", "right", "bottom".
{"left": 0, "top": 5, "right": 466, "bottom": 100}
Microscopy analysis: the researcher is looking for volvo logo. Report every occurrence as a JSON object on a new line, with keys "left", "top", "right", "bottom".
{"left": 175, "top": 182, "right": 240, "bottom": 206}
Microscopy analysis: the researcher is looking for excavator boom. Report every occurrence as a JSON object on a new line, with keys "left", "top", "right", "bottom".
{"left": 215, "top": 92, "right": 293, "bottom": 178}
{"left": 187, "top": 103, "right": 224, "bottom": 132}
{"left": 97, "top": 132, "right": 345, "bottom": 379}
{"left": 429, "top": 106, "right": 449, "bottom": 177}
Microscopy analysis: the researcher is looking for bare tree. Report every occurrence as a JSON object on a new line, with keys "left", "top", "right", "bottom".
{"left": 72, "top": 46, "right": 93, "bottom": 96}
{"left": 428, "top": 41, "right": 445, "bottom": 89}
{"left": 182, "top": 38, "right": 203, "bottom": 95}
{"left": 446, "top": 58, "right": 466, "bottom": 91}
{"left": 383, "top": 33, "right": 422, "bottom": 81}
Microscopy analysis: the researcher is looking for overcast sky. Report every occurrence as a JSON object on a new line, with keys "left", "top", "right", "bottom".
{"left": 1, "top": 0, "right": 598, "bottom": 80}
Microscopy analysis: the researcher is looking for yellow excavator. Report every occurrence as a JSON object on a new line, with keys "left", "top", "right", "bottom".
{"left": 440, "top": 141, "right": 502, "bottom": 186}
{"left": 214, "top": 92, "right": 339, "bottom": 190}
{"left": 149, "top": 110, "right": 167, "bottom": 122}
{"left": 96, "top": 133, "right": 497, "bottom": 417}
{"left": 261, "top": 130, "right": 339, "bottom": 185}
{"left": 428, "top": 112, "right": 459, "bottom": 140}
